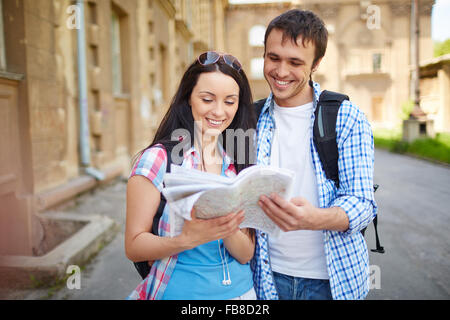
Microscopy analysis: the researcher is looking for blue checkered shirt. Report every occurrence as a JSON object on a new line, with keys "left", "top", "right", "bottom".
{"left": 250, "top": 82, "right": 377, "bottom": 300}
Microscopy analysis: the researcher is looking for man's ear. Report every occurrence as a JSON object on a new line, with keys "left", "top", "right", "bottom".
{"left": 312, "top": 57, "right": 323, "bottom": 72}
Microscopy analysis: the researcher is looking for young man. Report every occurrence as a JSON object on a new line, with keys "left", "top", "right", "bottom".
{"left": 251, "top": 9, "right": 377, "bottom": 300}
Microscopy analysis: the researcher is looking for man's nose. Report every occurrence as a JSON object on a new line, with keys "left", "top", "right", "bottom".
{"left": 276, "top": 62, "right": 289, "bottom": 78}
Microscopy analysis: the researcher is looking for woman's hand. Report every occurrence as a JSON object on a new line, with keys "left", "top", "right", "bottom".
{"left": 223, "top": 227, "right": 255, "bottom": 264}
{"left": 178, "top": 209, "right": 245, "bottom": 250}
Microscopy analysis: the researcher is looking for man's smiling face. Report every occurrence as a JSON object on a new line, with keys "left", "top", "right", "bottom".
{"left": 263, "top": 28, "right": 320, "bottom": 107}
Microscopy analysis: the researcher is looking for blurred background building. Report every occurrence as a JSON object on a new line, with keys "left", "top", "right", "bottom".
{"left": 226, "top": 0, "right": 436, "bottom": 130}
{"left": 0, "top": 0, "right": 447, "bottom": 257}
{"left": 0, "top": 0, "right": 227, "bottom": 256}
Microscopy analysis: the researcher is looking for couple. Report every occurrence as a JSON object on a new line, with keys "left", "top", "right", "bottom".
{"left": 125, "top": 9, "right": 377, "bottom": 300}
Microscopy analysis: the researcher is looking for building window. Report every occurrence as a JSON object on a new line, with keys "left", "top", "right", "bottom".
{"left": 372, "top": 53, "right": 382, "bottom": 73}
{"left": 249, "top": 25, "right": 265, "bottom": 47}
{"left": 159, "top": 44, "right": 169, "bottom": 103}
{"left": 251, "top": 57, "right": 264, "bottom": 80}
{"left": 88, "top": 1, "right": 97, "bottom": 25}
{"left": 111, "top": 10, "right": 122, "bottom": 94}
{"left": 0, "top": 0, "right": 6, "bottom": 71}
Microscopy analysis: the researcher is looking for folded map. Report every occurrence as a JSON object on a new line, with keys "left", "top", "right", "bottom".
{"left": 162, "top": 164, "right": 295, "bottom": 238}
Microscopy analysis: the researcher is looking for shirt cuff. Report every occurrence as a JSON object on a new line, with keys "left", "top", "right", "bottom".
{"left": 330, "top": 195, "right": 376, "bottom": 237}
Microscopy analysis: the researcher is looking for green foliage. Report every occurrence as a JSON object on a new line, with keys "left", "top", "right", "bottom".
{"left": 373, "top": 129, "right": 450, "bottom": 164}
{"left": 408, "top": 136, "right": 450, "bottom": 163}
{"left": 392, "top": 140, "right": 410, "bottom": 154}
{"left": 400, "top": 100, "right": 414, "bottom": 121}
{"left": 436, "top": 132, "right": 450, "bottom": 148}
{"left": 373, "top": 136, "right": 395, "bottom": 150}
{"left": 434, "top": 39, "right": 450, "bottom": 57}
{"left": 29, "top": 274, "right": 45, "bottom": 288}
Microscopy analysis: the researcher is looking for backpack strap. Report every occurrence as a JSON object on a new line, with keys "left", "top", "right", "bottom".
{"left": 254, "top": 93, "right": 345, "bottom": 188}
{"left": 369, "top": 184, "right": 384, "bottom": 253}
{"left": 254, "top": 92, "right": 349, "bottom": 188}
{"left": 254, "top": 98, "right": 267, "bottom": 120}
{"left": 371, "top": 215, "right": 385, "bottom": 253}
{"left": 151, "top": 144, "right": 173, "bottom": 236}
{"left": 313, "top": 90, "right": 349, "bottom": 189}
{"left": 314, "top": 94, "right": 385, "bottom": 253}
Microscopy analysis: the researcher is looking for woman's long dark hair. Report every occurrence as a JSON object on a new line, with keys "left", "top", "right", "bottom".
{"left": 135, "top": 57, "right": 256, "bottom": 174}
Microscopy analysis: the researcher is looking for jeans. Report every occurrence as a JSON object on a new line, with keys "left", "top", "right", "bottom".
{"left": 273, "top": 271, "right": 333, "bottom": 300}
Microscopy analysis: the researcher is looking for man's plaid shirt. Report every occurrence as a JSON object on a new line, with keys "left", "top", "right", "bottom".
{"left": 250, "top": 82, "right": 378, "bottom": 300}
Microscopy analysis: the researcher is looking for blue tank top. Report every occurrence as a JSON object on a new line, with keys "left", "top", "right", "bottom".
{"left": 162, "top": 163, "right": 253, "bottom": 300}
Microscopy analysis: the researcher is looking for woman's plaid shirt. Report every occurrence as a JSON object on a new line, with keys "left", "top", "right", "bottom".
{"left": 127, "top": 144, "right": 236, "bottom": 300}
{"left": 250, "top": 82, "right": 378, "bottom": 300}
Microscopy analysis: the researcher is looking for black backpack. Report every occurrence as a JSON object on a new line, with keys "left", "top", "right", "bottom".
{"left": 254, "top": 90, "right": 384, "bottom": 254}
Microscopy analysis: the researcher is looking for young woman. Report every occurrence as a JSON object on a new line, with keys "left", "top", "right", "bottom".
{"left": 125, "top": 52, "right": 257, "bottom": 300}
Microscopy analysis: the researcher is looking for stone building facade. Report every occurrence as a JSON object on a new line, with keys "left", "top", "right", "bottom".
{"left": 420, "top": 54, "right": 450, "bottom": 133}
{"left": 225, "top": 0, "right": 436, "bottom": 130}
{"left": 0, "top": 0, "right": 227, "bottom": 256}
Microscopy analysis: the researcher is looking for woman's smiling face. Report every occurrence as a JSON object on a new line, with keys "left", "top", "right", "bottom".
{"left": 189, "top": 71, "right": 240, "bottom": 137}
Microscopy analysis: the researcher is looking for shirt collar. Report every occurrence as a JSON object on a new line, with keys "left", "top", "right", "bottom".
{"left": 182, "top": 141, "right": 233, "bottom": 171}
{"left": 311, "top": 81, "right": 322, "bottom": 107}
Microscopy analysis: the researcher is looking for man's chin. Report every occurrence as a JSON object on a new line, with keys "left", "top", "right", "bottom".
{"left": 271, "top": 90, "right": 292, "bottom": 103}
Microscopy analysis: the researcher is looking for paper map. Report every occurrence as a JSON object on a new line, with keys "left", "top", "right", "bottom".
{"left": 162, "top": 165, "right": 295, "bottom": 238}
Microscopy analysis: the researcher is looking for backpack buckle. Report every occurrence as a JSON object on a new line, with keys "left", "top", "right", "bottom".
{"left": 371, "top": 247, "right": 385, "bottom": 254}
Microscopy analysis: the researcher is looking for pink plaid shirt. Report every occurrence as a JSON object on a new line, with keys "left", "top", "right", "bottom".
{"left": 127, "top": 143, "right": 236, "bottom": 300}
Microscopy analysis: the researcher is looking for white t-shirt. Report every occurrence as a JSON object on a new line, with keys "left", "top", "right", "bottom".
{"left": 268, "top": 101, "right": 329, "bottom": 280}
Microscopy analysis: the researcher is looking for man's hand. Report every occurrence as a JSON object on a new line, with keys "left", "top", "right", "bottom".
{"left": 258, "top": 193, "right": 319, "bottom": 231}
{"left": 258, "top": 193, "right": 349, "bottom": 232}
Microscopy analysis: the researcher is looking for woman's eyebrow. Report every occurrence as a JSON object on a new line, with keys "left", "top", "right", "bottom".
{"left": 199, "top": 91, "right": 215, "bottom": 96}
{"left": 199, "top": 91, "right": 238, "bottom": 98}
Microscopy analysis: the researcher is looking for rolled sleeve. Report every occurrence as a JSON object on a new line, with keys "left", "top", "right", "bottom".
{"left": 129, "top": 145, "right": 167, "bottom": 192}
{"left": 331, "top": 195, "right": 376, "bottom": 236}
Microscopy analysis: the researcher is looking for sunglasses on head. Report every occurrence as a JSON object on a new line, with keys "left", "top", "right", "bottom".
{"left": 197, "top": 51, "right": 242, "bottom": 72}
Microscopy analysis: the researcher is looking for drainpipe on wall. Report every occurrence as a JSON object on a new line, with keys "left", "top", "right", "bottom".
{"left": 409, "top": 0, "right": 426, "bottom": 119}
{"left": 76, "top": 0, "right": 105, "bottom": 181}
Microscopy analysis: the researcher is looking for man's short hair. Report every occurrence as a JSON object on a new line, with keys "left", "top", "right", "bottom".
{"left": 264, "top": 9, "right": 328, "bottom": 68}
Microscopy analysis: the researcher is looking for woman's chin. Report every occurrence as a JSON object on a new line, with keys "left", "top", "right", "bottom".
{"left": 202, "top": 128, "right": 223, "bottom": 137}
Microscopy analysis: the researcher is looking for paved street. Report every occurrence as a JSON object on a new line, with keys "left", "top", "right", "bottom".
{"left": 45, "top": 181, "right": 139, "bottom": 300}
{"left": 366, "top": 149, "right": 450, "bottom": 299}
{"left": 9, "top": 149, "right": 450, "bottom": 300}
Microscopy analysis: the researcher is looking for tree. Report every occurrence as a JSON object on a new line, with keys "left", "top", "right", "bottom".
{"left": 434, "top": 39, "right": 450, "bottom": 57}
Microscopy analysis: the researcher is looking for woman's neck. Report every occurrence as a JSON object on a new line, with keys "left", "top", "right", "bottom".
{"left": 195, "top": 134, "right": 222, "bottom": 173}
